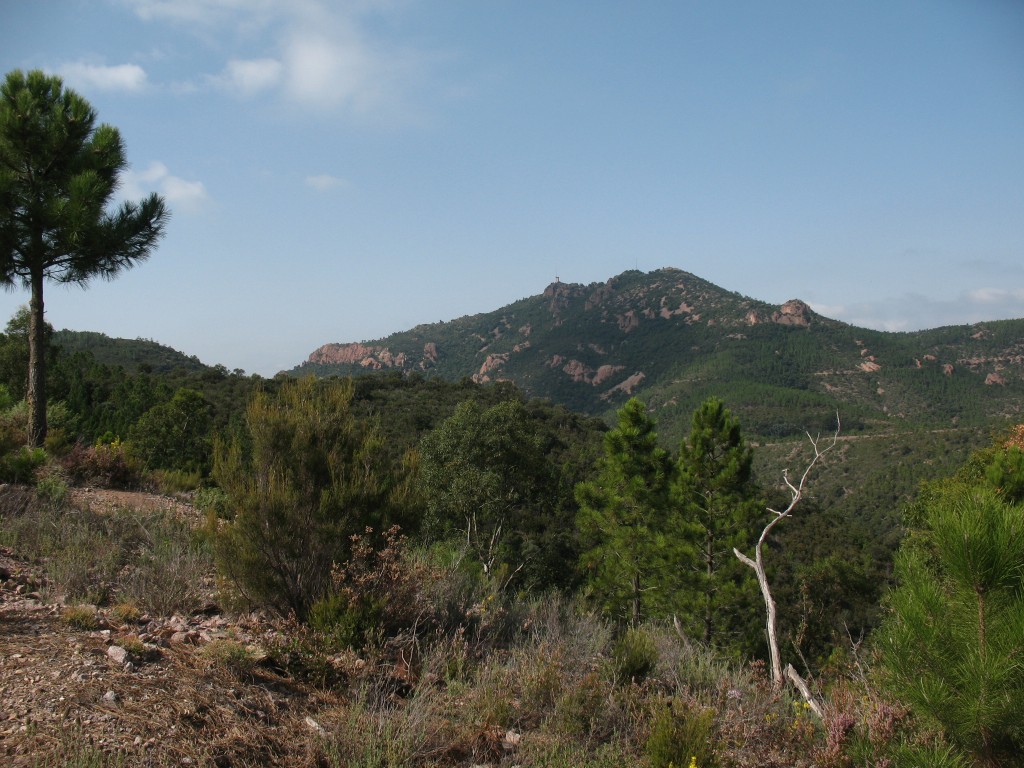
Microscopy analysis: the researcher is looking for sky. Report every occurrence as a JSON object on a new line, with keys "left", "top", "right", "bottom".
{"left": 1, "top": 0, "right": 1022, "bottom": 376}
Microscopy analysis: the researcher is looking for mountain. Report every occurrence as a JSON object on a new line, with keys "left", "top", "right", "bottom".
{"left": 53, "top": 330, "right": 217, "bottom": 375}
{"left": 291, "top": 267, "right": 1024, "bottom": 444}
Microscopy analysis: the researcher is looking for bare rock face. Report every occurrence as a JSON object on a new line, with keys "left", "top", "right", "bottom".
{"left": 617, "top": 310, "right": 639, "bottom": 332}
{"left": 771, "top": 299, "right": 812, "bottom": 327}
{"left": 472, "top": 353, "right": 509, "bottom": 383}
{"left": 592, "top": 364, "right": 625, "bottom": 386}
{"left": 308, "top": 342, "right": 382, "bottom": 365}
{"left": 601, "top": 372, "right": 646, "bottom": 400}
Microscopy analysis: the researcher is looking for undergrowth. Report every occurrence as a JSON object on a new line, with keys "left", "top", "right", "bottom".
{"left": 0, "top": 484, "right": 950, "bottom": 767}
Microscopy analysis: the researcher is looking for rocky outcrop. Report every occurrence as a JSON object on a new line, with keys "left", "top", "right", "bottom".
{"left": 559, "top": 359, "right": 625, "bottom": 386}
{"left": 772, "top": 299, "right": 812, "bottom": 327}
{"left": 617, "top": 310, "right": 639, "bottom": 332}
{"left": 592, "top": 364, "right": 625, "bottom": 386}
{"left": 472, "top": 353, "right": 509, "bottom": 383}
{"left": 601, "top": 372, "right": 646, "bottom": 399}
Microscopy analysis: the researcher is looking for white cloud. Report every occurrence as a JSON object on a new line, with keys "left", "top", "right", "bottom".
{"left": 305, "top": 174, "right": 346, "bottom": 191}
{"left": 120, "top": 161, "right": 210, "bottom": 214}
{"left": 818, "top": 287, "right": 1024, "bottom": 332}
{"left": 806, "top": 302, "right": 846, "bottom": 319}
{"left": 124, "top": 0, "right": 424, "bottom": 121}
{"left": 967, "top": 287, "right": 1024, "bottom": 305}
{"left": 215, "top": 58, "right": 283, "bottom": 95}
{"left": 57, "top": 62, "right": 148, "bottom": 93}
{"left": 122, "top": 0, "right": 277, "bottom": 27}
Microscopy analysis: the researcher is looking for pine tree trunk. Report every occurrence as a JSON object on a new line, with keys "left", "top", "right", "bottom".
{"left": 26, "top": 269, "right": 46, "bottom": 448}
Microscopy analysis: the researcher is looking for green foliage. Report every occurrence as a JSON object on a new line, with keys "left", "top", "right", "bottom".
{"left": 34, "top": 471, "right": 67, "bottom": 504}
{"left": 60, "top": 438, "right": 141, "bottom": 489}
{"left": 880, "top": 486, "right": 1024, "bottom": 765}
{"left": 420, "top": 398, "right": 577, "bottom": 588}
{"left": 202, "top": 639, "right": 257, "bottom": 676}
{"left": 0, "top": 69, "right": 168, "bottom": 446}
{"left": 62, "top": 604, "right": 100, "bottom": 631}
{"left": 673, "top": 397, "right": 761, "bottom": 652}
{"left": 211, "top": 377, "right": 404, "bottom": 618}
{"left": 0, "top": 306, "right": 56, "bottom": 401}
{"left": 576, "top": 398, "right": 678, "bottom": 623}
{"left": 127, "top": 387, "right": 212, "bottom": 473}
{"left": 612, "top": 626, "right": 658, "bottom": 684}
{"left": 645, "top": 699, "right": 716, "bottom": 768}
{"left": 985, "top": 446, "right": 1024, "bottom": 504}
{"left": 0, "top": 444, "right": 46, "bottom": 483}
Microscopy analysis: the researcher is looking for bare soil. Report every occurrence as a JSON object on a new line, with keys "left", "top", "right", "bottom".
{"left": 0, "top": 489, "right": 342, "bottom": 767}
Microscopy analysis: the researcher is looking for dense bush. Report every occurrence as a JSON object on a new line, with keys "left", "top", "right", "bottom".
{"left": 211, "top": 378, "right": 408, "bottom": 618}
{"left": 60, "top": 438, "right": 142, "bottom": 489}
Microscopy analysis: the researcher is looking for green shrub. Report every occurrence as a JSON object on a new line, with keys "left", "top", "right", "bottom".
{"left": 62, "top": 604, "right": 100, "bottom": 631}
{"left": 61, "top": 439, "right": 141, "bottom": 489}
{"left": 35, "top": 472, "right": 68, "bottom": 504}
{"left": 149, "top": 468, "right": 202, "bottom": 495}
{"left": 645, "top": 698, "right": 717, "bottom": 768}
{"left": 211, "top": 378, "right": 404, "bottom": 618}
{"left": 613, "top": 626, "right": 658, "bottom": 684}
{"left": 120, "top": 516, "right": 211, "bottom": 617}
{"left": 308, "top": 591, "right": 384, "bottom": 650}
{"left": 0, "top": 445, "right": 47, "bottom": 483}
{"left": 193, "top": 485, "right": 231, "bottom": 520}
{"left": 202, "top": 639, "right": 256, "bottom": 676}
{"left": 880, "top": 487, "right": 1024, "bottom": 764}
{"left": 887, "top": 742, "right": 970, "bottom": 768}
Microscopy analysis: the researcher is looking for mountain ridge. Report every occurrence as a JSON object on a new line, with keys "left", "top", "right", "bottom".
{"left": 291, "top": 267, "right": 1024, "bottom": 441}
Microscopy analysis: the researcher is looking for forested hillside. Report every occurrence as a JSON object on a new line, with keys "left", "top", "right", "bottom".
{"left": 293, "top": 268, "right": 1024, "bottom": 441}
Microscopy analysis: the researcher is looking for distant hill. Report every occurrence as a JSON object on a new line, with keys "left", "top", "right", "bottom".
{"left": 291, "top": 267, "right": 1024, "bottom": 444}
{"left": 53, "top": 330, "right": 213, "bottom": 375}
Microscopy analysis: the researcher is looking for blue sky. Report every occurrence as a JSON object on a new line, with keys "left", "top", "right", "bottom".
{"left": 2, "top": 0, "right": 1022, "bottom": 376}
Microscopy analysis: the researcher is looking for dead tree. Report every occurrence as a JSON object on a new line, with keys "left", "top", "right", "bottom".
{"left": 734, "top": 415, "right": 839, "bottom": 712}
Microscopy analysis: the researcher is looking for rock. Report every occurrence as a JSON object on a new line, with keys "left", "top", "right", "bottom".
{"left": 101, "top": 690, "right": 119, "bottom": 705}
{"left": 772, "top": 299, "right": 813, "bottom": 327}
{"left": 107, "top": 646, "right": 129, "bottom": 665}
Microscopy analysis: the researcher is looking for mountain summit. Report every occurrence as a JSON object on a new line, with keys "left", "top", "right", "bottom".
{"left": 293, "top": 268, "right": 1023, "bottom": 440}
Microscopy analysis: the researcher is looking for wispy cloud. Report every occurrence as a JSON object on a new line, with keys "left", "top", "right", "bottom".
{"left": 57, "top": 61, "right": 148, "bottom": 92}
{"left": 124, "top": 0, "right": 426, "bottom": 121}
{"left": 214, "top": 58, "right": 283, "bottom": 95}
{"left": 967, "top": 287, "right": 1024, "bottom": 305}
{"left": 120, "top": 161, "right": 210, "bottom": 214}
{"left": 811, "top": 286, "right": 1024, "bottom": 331}
{"left": 305, "top": 174, "right": 346, "bottom": 191}
{"left": 121, "top": 0, "right": 278, "bottom": 28}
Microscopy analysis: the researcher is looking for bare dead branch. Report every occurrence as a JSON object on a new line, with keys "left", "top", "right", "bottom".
{"left": 734, "top": 413, "right": 839, "bottom": 695}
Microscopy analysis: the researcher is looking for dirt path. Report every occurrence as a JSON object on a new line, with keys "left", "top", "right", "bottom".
{"left": 0, "top": 489, "right": 340, "bottom": 767}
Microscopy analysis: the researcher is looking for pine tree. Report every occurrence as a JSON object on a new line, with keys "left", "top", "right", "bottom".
{"left": 674, "top": 397, "right": 761, "bottom": 649}
{"left": 576, "top": 398, "right": 679, "bottom": 624}
{"left": 0, "top": 69, "right": 167, "bottom": 446}
{"left": 880, "top": 486, "right": 1024, "bottom": 766}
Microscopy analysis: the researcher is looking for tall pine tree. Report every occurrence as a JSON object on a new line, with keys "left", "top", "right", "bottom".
{"left": 0, "top": 69, "right": 167, "bottom": 446}
{"left": 576, "top": 398, "right": 680, "bottom": 624}
{"left": 674, "top": 397, "right": 761, "bottom": 650}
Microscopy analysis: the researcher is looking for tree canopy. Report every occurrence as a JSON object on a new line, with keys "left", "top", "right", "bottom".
{"left": 0, "top": 69, "right": 167, "bottom": 445}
